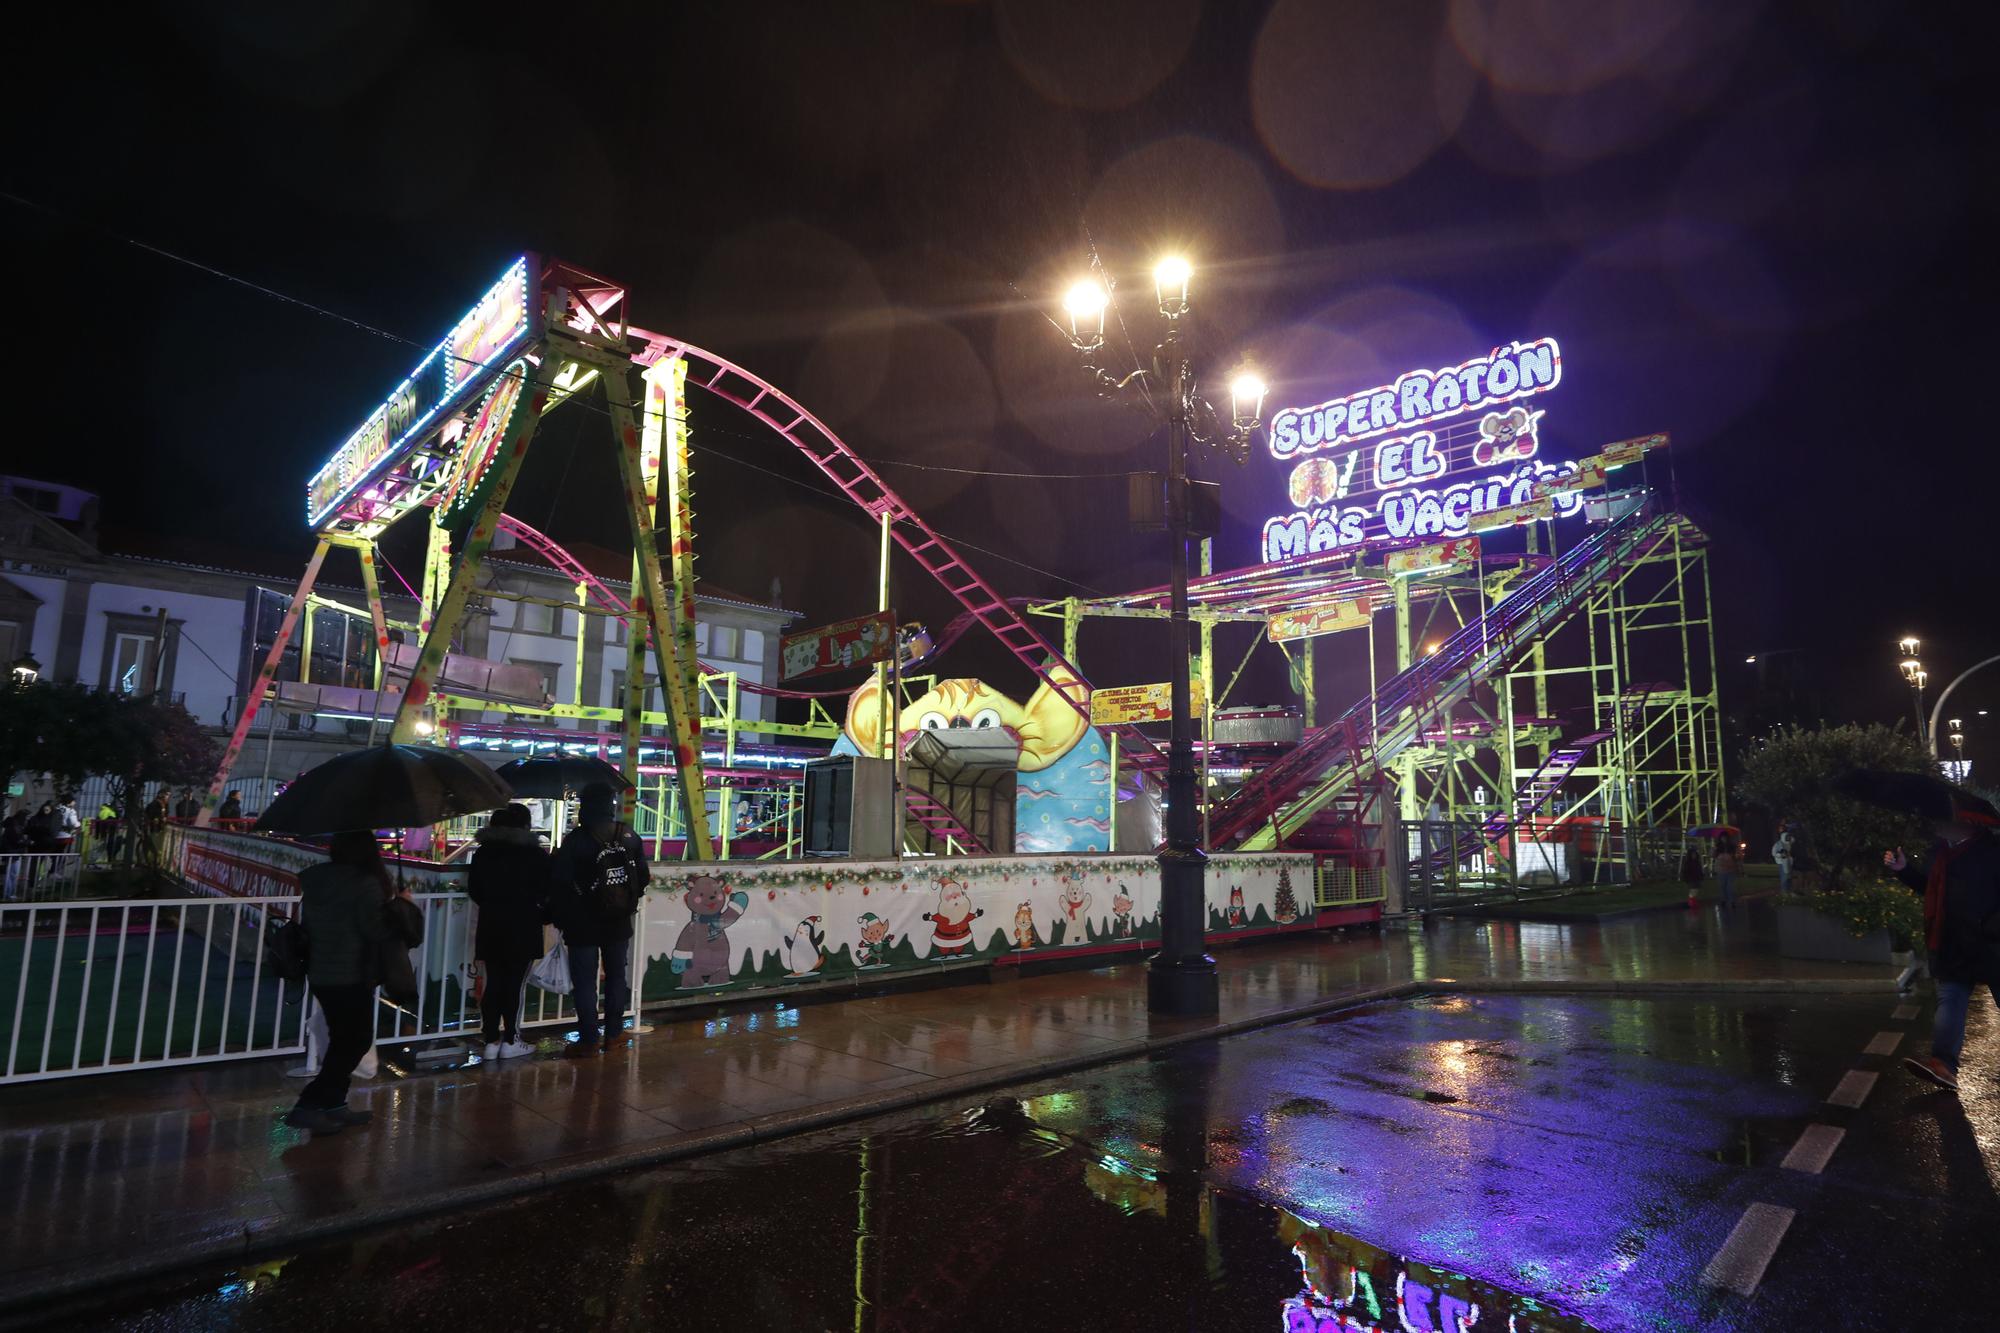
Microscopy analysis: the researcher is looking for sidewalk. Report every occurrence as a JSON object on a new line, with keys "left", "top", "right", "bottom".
{"left": 0, "top": 902, "right": 1893, "bottom": 1311}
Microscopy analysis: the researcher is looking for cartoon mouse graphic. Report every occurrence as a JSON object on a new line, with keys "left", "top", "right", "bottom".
{"left": 923, "top": 878, "right": 984, "bottom": 960}
{"left": 1473, "top": 406, "right": 1542, "bottom": 468}
{"left": 672, "top": 874, "right": 749, "bottom": 988}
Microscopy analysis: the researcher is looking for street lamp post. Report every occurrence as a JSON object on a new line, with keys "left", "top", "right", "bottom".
{"left": 1897, "top": 637, "right": 1927, "bottom": 746}
{"left": 1059, "top": 257, "right": 1264, "bottom": 1016}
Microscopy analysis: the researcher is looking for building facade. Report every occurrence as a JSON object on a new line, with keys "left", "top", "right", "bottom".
{"left": 1, "top": 478, "right": 795, "bottom": 788}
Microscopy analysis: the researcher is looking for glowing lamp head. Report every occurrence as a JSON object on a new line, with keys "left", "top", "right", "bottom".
{"left": 1900, "top": 658, "right": 1922, "bottom": 679}
{"left": 1899, "top": 635, "right": 1922, "bottom": 655}
{"left": 1229, "top": 371, "right": 1268, "bottom": 428}
{"left": 1153, "top": 256, "right": 1191, "bottom": 315}
{"left": 9, "top": 652, "right": 38, "bottom": 687}
{"left": 1062, "top": 280, "right": 1108, "bottom": 352}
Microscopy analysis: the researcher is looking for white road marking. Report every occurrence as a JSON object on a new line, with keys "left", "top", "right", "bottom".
{"left": 1827, "top": 1070, "right": 1877, "bottom": 1108}
{"left": 1781, "top": 1123, "right": 1845, "bottom": 1174}
{"left": 1701, "top": 1203, "right": 1796, "bottom": 1296}
{"left": 1893, "top": 1004, "right": 1919, "bottom": 1022}
{"left": 1864, "top": 1031, "right": 1902, "bottom": 1057}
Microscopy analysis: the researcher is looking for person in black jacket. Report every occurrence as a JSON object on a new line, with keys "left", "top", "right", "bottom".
{"left": 1888, "top": 801, "right": 2000, "bottom": 1093}
{"left": 288, "top": 831, "right": 405, "bottom": 1134}
{"left": 550, "top": 784, "right": 647, "bottom": 1057}
{"left": 468, "top": 803, "right": 550, "bottom": 1060}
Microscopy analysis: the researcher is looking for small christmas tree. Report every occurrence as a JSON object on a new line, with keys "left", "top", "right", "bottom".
{"left": 1273, "top": 866, "right": 1300, "bottom": 923}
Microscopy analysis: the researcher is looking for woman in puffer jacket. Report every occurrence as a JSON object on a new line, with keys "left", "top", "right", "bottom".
{"left": 468, "top": 803, "right": 552, "bottom": 1059}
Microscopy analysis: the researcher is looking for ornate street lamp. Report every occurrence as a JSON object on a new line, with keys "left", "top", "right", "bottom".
{"left": 1056, "top": 255, "right": 1265, "bottom": 1016}
{"left": 9, "top": 652, "right": 38, "bottom": 687}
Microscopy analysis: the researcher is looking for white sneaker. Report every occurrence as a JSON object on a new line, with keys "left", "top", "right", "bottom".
{"left": 498, "top": 1039, "right": 535, "bottom": 1060}
{"left": 482, "top": 1042, "right": 501, "bottom": 1061}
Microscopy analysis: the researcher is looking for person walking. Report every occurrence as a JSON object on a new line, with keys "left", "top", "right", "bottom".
{"left": 467, "top": 803, "right": 549, "bottom": 1060}
{"left": 173, "top": 788, "right": 200, "bottom": 821}
{"left": 54, "top": 795, "right": 81, "bottom": 850}
{"left": 286, "top": 830, "right": 420, "bottom": 1133}
{"left": 1888, "top": 797, "right": 2000, "bottom": 1093}
{"left": 550, "top": 784, "right": 647, "bottom": 1058}
{"left": 218, "top": 790, "right": 243, "bottom": 823}
{"left": 1772, "top": 821, "right": 1797, "bottom": 894}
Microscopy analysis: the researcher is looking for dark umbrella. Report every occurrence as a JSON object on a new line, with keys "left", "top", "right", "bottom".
{"left": 1833, "top": 769, "right": 1999, "bottom": 824}
{"left": 493, "top": 755, "right": 633, "bottom": 799}
{"left": 256, "top": 745, "right": 514, "bottom": 834}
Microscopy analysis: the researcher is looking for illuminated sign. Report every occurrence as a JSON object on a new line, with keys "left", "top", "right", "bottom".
{"left": 307, "top": 257, "right": 535, "bottom": 529}
{"left": 1269, "top": 338, "right": 1561, "bottom": 459}
{"left": 1267, "top": 597, "right": 1372, "bottom": 644}
{"left": 1384, "top": 537, "right": 1478, "bottom": 578}
{"left": 1261, "top": 337, "right": 1588, "bottom": 563}
{"left": 1088, "top": 679, "right": 1206, "bottom": 726}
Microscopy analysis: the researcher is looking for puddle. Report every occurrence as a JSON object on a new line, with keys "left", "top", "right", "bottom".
{"left": 57, "top": 1093, "right": 1596, "bottom": 1332}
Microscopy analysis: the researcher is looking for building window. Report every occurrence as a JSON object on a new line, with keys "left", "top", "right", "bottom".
{"left": 711, "top": 625, "right": 741, "bottom": 660}
{"left": 110, "top": 631, "right": 151, "bottom": 694}
{"left": 0, "top": 621, "right": 18, "bottom": 665}
{"left": 512, "top": 658, "right": 562, "bottom": 703}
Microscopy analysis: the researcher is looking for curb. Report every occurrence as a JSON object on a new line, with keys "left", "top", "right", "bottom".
{"left": 0, "top": 973, "right": 1894, "bottom": 1318}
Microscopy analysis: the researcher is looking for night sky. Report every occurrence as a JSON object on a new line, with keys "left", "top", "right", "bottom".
{"left": 5, "top": 2, "right": 1992, "bottom": 742}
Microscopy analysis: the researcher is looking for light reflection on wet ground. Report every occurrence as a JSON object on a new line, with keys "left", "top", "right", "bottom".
{"left": 26, "top": 992, "right": 1983, "bottom": 1332}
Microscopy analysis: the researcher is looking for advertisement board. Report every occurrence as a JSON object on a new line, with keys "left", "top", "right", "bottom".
{"left": 1267, "top": 597, "right": 1372, "bottom": 644}
{"left": 780, "top": 610, "right": 898, "bottom": 681}
{"left": 1088, "top": 678, "right": 1206, "bottom": 726}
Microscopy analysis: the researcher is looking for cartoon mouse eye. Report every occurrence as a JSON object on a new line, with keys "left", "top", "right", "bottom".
{"left": 919, "top": 711, "right": 948, "bottom": 731}
{"left": 971, "top": 707, "right": 1001, "bottom": 729}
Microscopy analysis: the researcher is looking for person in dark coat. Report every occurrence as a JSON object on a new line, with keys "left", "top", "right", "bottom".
{"left": 1888, "top": 799, "right": 2000, "bottom": 1093}
{"left": 468, "top": 803, "right": 550, "bottom": 1059}
{"left": 550, "top": 783, "right": 647, "bottom": 1057}
{"left": 218, "top": 791, "right": 243, "bottom": 822}
{"left": 287, "top": 831, "right": 406, "bottom": 1134}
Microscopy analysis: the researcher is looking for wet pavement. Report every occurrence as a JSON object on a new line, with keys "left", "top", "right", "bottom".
{"left": 24, "top": 987, "right": 1997, "bottom": 1332}
{"left": 0, "top": 904, "right": 1898, "bottom": 1317}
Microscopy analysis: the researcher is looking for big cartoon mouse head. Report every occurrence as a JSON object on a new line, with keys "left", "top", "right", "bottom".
{"left": 1475, "top": 407, "right": 1541, "bottom": 466}
{"left": 684, "top": 873, "right": 732, "bottom": 914}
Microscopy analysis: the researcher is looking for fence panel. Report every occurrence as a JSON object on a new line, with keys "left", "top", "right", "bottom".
{"left": 1, "top": 854, "right": 83, "bottom": 902}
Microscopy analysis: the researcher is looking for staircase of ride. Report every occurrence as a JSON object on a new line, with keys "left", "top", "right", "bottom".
{"left": 1209, "top": 504, "right": 1675, "bottom": 852}
{"left": 900, "top": 787, "right": 988, "bottom": 855}
{"left": 1418, "top": 732, "right": 1611, "bottom": 874}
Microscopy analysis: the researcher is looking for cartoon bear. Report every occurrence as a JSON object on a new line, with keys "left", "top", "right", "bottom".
{"left": 1012, "top": 901, "right": 1038, "bottom": 950}
{"left": 1225, "top": 885, "right": 1248, "bottom": 929}
{"left": 1111, "top": 887, "right": 1135, "bottom": 939}
{"left": 923, "top": 878, "right": 984, "bottom": 959}
{"left": 1473, "top": 406, "right": 1542, "bottom": 467}
{"left": 672, "top": 874, "right": 748, "bottom": 988}
{"left": 1056, "top": 874, "right": 1093, "bottom": 946}
{"left": 854, "top": 912, "right": 896, "bottom": 968}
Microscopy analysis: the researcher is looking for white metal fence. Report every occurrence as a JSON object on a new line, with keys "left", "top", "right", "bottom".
{"left": 1, "top": 854, "right": 83, "bottom": 902}
{"left": 0, "top": 891, "right": 642, "bottom": 1085}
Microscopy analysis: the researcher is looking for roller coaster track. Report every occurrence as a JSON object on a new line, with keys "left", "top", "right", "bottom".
{"left": 628, "top": 331, "right": 1165, "bottom": 769}
{"left": 1212, "top": 504, "right": 1677, "bottom": 852}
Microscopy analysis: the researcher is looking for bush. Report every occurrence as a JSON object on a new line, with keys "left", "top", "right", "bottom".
{"left": 1737, "top": 722, "right": 1932, "bottom": 891}
{"left": 1812, "top": 875, "right": 1924, "bottom": 945}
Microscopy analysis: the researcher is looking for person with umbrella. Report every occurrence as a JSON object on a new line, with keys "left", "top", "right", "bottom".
{"left": 468, "top": 803, "right": 550, "bottom": 1060}
{"left": 550, "top": 783, "right": 648, "bottom": 1057}
{"left": 1884, "top": 789, "right": 2000, "bottom": 1093}
{"left": 286, "top": 830, "right": 418, "bottom": 1134}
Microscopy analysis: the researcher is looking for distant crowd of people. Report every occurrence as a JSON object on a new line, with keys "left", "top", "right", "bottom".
{"left": 286, "top": 783, "right": 645, "bottom": 1135}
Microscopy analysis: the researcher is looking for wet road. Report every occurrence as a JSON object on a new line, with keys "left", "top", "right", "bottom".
{"left": 24, "top": 991, "right": 1999, "bottom": 1332}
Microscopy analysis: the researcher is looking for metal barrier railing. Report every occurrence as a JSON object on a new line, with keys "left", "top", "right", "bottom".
{"left": 1314, "top": 860, "right": 1387, "bottom": 908}
{"left": 1, "top": 854, "right": 84, "bottom": 902}
{"left": 0, "top": 892, "right": 641, "bottom": 1085}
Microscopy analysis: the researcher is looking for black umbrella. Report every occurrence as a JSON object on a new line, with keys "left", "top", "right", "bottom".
{"left": 256, "top": 745, "right": 514, "bottom": 834}
{"left": 493, "top": 754, "right": 633, "bottom": 799}
{"left": 1833, "top": 769, "right": 1999, "bottom": 824}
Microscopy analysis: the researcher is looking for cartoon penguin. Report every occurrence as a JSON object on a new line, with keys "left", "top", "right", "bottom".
{"left": 783, "top": 915, "right": 826, "bottom": 978}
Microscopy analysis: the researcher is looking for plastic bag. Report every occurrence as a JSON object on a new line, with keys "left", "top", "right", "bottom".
{"left": 528, "top": 940, "right": 572, "bottom": 995}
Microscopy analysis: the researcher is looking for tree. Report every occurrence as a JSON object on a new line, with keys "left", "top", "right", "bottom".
{"left": 1272, "top": 865, "right": 1300, "bottom": 923}
{"left": 1736, "top": 723, "right": 1931, "bottom": 891}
